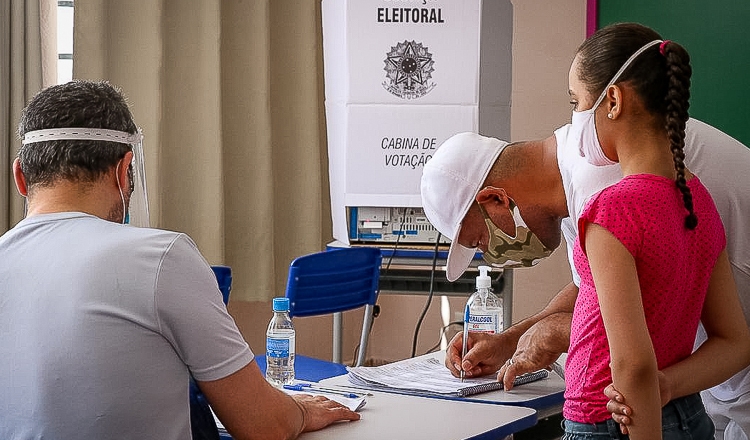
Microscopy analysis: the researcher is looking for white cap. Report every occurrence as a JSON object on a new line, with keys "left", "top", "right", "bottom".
{"left": 420, "top": 132, "right": 509, "bottom": 282}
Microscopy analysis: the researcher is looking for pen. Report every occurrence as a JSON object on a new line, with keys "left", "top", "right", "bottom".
{"left": 461, "top": 304, "right": 469, "bottom": 382}
{"left": 283, "top": 383, "right": 362, "bottom": 399}
{"left": 321, "top": 384, "right": 374, "bottom": 396}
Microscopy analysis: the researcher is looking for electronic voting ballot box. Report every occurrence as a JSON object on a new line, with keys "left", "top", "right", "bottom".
{"left": 322, "top": 0, "right": 512, "bottom": 243}
{"left": 322, "top": 0, "right": 513, "bottom": 296}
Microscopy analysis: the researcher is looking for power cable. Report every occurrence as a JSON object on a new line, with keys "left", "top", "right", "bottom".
{"left": 422, "top": 320, "right": 463, "bottom": 355}
{"left": 410, "top": 232, "right": 441, "bottom": 358}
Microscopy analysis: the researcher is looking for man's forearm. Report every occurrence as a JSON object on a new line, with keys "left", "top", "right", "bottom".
{"left": 536, "top": 311, "right": 573, "bottom": 354}
{"left": 504, "top": 281, "right": 578, "bottom": 343}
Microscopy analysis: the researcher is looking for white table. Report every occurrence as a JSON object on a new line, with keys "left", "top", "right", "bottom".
{"left": 424, "top": 352, "right": 565, "bottom": 418}
{"left": 220, "top": 353, "right": 540, "bottom": 440}
{"left": 299, "top": 389, "right": 537, "bottom": 440}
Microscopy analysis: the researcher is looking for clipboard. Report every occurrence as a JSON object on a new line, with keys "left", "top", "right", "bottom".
{"left": 456, "top": 369, "right": 549, "bottom": 397}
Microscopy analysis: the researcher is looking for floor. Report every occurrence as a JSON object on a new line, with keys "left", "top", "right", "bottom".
{"left": 514, "top": 413, "right": 564, "bottom": 440}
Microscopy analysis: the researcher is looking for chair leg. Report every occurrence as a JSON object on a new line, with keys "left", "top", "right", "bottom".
{"left": 333, "top": 312, "right": 343, "bottom": 364}
{"left": 355, "top": 304, "right": 375, "bottom": 367}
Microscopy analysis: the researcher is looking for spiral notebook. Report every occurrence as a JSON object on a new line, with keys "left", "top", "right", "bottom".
{"left": 347, "top": 356, "right": 549, "bottom": 398}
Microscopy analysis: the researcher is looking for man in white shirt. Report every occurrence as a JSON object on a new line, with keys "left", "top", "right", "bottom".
{"left": 422, "top": 118, "right": 750, "bottom": 440}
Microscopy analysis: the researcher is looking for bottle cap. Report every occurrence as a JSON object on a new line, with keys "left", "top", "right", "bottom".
{"left": 272, "top": 297, "right": 290, "bottom": 312}
{"left": 476, "top": 265, "right": 492, "bottom": 289}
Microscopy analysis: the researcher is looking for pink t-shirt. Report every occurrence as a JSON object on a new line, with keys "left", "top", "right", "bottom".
{"left": 564, "top": 174, "right": 726, "bottom": 423}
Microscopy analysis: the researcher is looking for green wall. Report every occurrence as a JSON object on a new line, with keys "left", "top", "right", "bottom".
{"left": 598, "top": 1, "right": 750, "bottom": 147}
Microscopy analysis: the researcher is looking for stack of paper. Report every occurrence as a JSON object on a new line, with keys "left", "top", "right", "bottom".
{"left": 347, "top": 356, "right": 548, "bottom": 397}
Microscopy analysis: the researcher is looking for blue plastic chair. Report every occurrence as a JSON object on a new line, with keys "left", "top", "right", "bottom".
{"left": 211, "top": 265, "right": 232, "bottom": 305}
{"left": 286, "top": 247, "right": 382, "bottom": 368}
{"left": 191, "top": 265, "right": 233, "bottom": 440}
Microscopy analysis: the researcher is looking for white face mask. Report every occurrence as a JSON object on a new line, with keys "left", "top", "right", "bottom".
{"left": 22, "top": 127, "right": 150, "bottom": 227}
{"left": 570, "top": 103, "right": 616, "bottom": 166}
{"left": 569, "top": 39, "right": 663, "bottom": 167}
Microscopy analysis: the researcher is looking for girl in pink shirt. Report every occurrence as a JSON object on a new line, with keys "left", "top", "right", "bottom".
{"left": 564, "top": 23, "right": 750, "bottom": 440}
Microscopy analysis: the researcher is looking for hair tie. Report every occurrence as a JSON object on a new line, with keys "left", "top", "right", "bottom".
{"left": 659, "top": 40, "right": 671, "bottom": 56}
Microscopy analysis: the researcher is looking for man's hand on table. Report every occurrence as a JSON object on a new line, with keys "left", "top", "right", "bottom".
{"left": 497, "top": 313, "right": 571, "bottom": 390}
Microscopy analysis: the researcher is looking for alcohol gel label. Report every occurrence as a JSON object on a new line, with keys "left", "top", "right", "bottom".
{"left": 267, "top": 338, "right": 290, "bottom": 358}
{"left": 468, "top": 314, "right": 500, "bottom": 334}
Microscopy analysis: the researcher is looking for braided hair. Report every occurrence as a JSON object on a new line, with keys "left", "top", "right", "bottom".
{"left": 576, "top": 23, "right": 696, "bottom": 229}
{"left": 661, "top": 41, "right": 696, "bottom": 229}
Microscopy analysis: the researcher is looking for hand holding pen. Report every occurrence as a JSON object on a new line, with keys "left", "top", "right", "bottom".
{"left": 447, "top": 326, "right": 511, "bottom": 379}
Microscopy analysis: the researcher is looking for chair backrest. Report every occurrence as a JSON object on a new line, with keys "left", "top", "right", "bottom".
{"left": 285, "top": 247, "right": 382, "bottom": 317}
{"left": 285, "top": 247, "right": 382, "bottom": 366}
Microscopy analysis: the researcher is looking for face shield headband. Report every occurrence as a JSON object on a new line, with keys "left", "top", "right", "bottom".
{"left": 21, "top": 127, "right": 150, "bottom": 227}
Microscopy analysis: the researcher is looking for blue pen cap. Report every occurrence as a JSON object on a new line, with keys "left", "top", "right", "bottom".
{"left": 272, "top": 297, "right": 290, "bottom": 312}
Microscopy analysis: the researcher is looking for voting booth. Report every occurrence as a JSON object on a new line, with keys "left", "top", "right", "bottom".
{"left": 322, "top": 0, "right": 513, "bottom": 245}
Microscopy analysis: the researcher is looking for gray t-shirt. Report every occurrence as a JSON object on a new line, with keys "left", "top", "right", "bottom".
{"left": 0, "top": 212, "right": 254, "bottom": 439}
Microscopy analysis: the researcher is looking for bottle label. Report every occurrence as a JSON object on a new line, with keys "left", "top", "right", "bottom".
{"left": 468, "top": 313, "right": 501, "bottom": 334}
{"left": 267, "top": 337, "right": 290, "bottom": 358}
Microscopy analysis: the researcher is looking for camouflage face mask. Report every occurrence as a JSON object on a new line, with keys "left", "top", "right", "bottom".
{"left": 478, "top": 202, "right": 552, "bottom": 268}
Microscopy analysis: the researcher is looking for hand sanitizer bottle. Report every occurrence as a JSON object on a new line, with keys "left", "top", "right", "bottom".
{"left": 466, "top": 266, "right": 503, "bottom": 334}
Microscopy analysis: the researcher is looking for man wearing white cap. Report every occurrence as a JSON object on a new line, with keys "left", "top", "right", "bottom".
{"left": 421, "top": 133, "right": 560, "bottom": 283}
{"left": 421, "top": 119, "right": 750, "bottom": 439}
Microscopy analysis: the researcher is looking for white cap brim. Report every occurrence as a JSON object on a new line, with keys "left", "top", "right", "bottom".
{"left": 446, "top": 239, "right": 477, "bottom": 282}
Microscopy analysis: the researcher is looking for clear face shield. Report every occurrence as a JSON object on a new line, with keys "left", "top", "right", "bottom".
{"left": 21, "top": 127, "right": 150, "bottom": 227}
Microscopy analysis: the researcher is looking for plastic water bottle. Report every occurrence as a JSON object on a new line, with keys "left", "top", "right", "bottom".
{"left": 266, "top": 297, "right": 296, "bottom": 386}
{"left": 466, "top": 266, "right": 503, "bottom": 334}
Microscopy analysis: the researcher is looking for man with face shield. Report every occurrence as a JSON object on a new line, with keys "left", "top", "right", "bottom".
{"left": 0, "top": 81, "right": 359, "bottom": 440}
{"left": 421, "top": 108, "right": 750, "bottom": 438}
{"left": 19, "top": 126, "right": 150, "bottom": 227}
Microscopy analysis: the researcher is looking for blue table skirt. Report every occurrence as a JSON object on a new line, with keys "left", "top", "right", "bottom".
{"left": 253, "top": 353, "right": 349, "bottom": 382}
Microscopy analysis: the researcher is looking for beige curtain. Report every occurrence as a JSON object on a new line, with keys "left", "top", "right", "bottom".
{"left": 1, "top": 0, "right": 56, "bottom": 232}
{"left": 73, "top": 1, "right": 332, "bottom": 301}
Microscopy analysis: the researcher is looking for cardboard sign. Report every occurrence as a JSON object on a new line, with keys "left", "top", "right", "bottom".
{"left": 323, "top": 0, "right": 512, "bottom": 243}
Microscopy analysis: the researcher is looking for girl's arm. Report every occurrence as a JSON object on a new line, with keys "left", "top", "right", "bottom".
{"left": 585, "top": 223, "right": 662, "bottom": 440}
{"left": 661, "top": 250, "right": 750, "bottom": 398}
{"left": 604, "top": 250, "right": 750, "bottom": 435}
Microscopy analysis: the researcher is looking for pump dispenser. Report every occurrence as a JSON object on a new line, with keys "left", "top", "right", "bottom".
{"left": 476, "top": 265, "right": 492, "bottom": 290}
{"left": 466, "top": 265, "right": 503, "bottom": 334}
